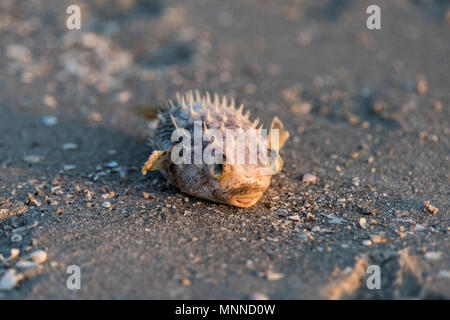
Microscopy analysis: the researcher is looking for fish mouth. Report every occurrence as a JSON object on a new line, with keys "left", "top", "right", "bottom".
{"left": 230, "top": 192, "right": 263, "bottom": 208}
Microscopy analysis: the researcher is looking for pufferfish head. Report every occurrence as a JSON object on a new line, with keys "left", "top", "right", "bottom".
{"left": 200, "top": 123, "right": 288, "bottom": 207}
{"left": 142, "top": 117, "right": 289, "bottom": 208}
{"left": 202, "top": 155, "right": 278, "bottom": 208}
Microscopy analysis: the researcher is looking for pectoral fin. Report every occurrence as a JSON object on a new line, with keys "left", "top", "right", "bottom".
{"left": 268, "top": 116, "right": 290, "bottom": 150}
{"left": 142, "top": 150, "right": 169, "bottom": 175}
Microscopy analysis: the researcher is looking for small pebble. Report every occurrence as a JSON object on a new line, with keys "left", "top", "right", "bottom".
{"left": 27, "top": 194, "right": 41, "bottom": 207}
{"left": 117, "top": 90, "right": 132, "bottom": 103}
{"left": 6, "top": 44, "right": 32, "bottom": 63}
{"left": 23, "top": 155, "right": 44, "bottom": 164}
{"left": 438, "top": 270, "right": 450, "bottom": 278}
{"left": 287, "top": 215, "right": 300, "bottom": 221}
{"left": 266, "top": 270, "right": 284, "bottom": 281}
{"left": 0, "top": 269, "right": 19, "bottom": 290}
{"left": 16, "top": 260, "right": 38, "bottom": 270}
{"left": 101, "top": 192, "right": 115, "bottom": 200}
{"left": 101, "top": 201, "right": 111, "bottom": 208}
{"left": 249, "top": 292, "right": 269, "bottom": 300}
{"left": 63, "top": 165, "right": 76, "bottom": 171}
{"left": 9, "top": 249, "right": 20, "bottom": 260}
{"left": 11, "top": 234, "right": 22, "bottom": 242}
{"left": 30, "top": 250, "right": 47, "bottom": 264}
{"left": 62, "top": 143, "right": 78, "bottom": 151}
{"left": 361, "top": 121, "right": 370, "bottom": 129}
{"left": 417, "top": 78, "right": 428, "bottom": 95}
{"left": 143, "top": 192, "right": 151, "bottom": 199}
{"left": 349, "top": 116, "right": 360, "bottom": 126}
{"left": 424, "top": 252, "right": 442, "bottom": 260}
{"left": 362, "top": 239, "right": 372, "bottom": 246}
{"left": 434, "top": 101, "right": 442, "bottom": 112}
{"left": 104, "top": 161, "right": 119, "bottom": 168}
{"left": 41, "top": 115, "right": 58, "bottom": 127}
{"left": 290, "top": 102, "right": 312, "bottom": 115}
{"left": 423, "top": 201, "right": 439, "bottom": 214}
{"left": 350, "top": 152, "right": 359, "bottom": 159}
{"left": 370, "top": 234, "right": 387, "bottom": 244}
{"left": 181, "top": 278, "right": 191, "bottom": 286}
{"left": 87, "top": 112, "right": 102, "bottom": 123}
{"left": 415, "top": 224, "right": 426, "bottom": 231}
{"left": 302, "top": 173, "right": 317, "bottom": 184}
{"left": 359, "top": 218, "right": 368, "bottom": 229}
{"left": 43, "top": 94, "right": 58, "bottom": 108}
{"left": 84, "top": 190, "right": 93, "bottom": 200}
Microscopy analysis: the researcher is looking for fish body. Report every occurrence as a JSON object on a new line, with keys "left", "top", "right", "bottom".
{"left": 142, "top": 90, "right": 289, "bottom": 207}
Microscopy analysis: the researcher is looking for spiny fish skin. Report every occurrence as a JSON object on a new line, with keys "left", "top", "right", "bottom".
{"left": 142, "top": 90, "right": 289, "bottom": 208}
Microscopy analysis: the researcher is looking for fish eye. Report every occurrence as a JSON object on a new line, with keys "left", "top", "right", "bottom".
{"left": 208, "top": 154, "right": 226, "bottom": 178}
{"left": 209, "top": 163, "right": 223, "bottom": 178}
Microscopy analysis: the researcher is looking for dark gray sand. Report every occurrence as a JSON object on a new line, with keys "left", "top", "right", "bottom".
{"left": 0, "top": 0, "right": 448, "bottom": 299}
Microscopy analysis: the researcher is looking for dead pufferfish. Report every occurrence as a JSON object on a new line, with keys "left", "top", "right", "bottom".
{"left": 141, "top": 90, "right": 289, "bottom": 208}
